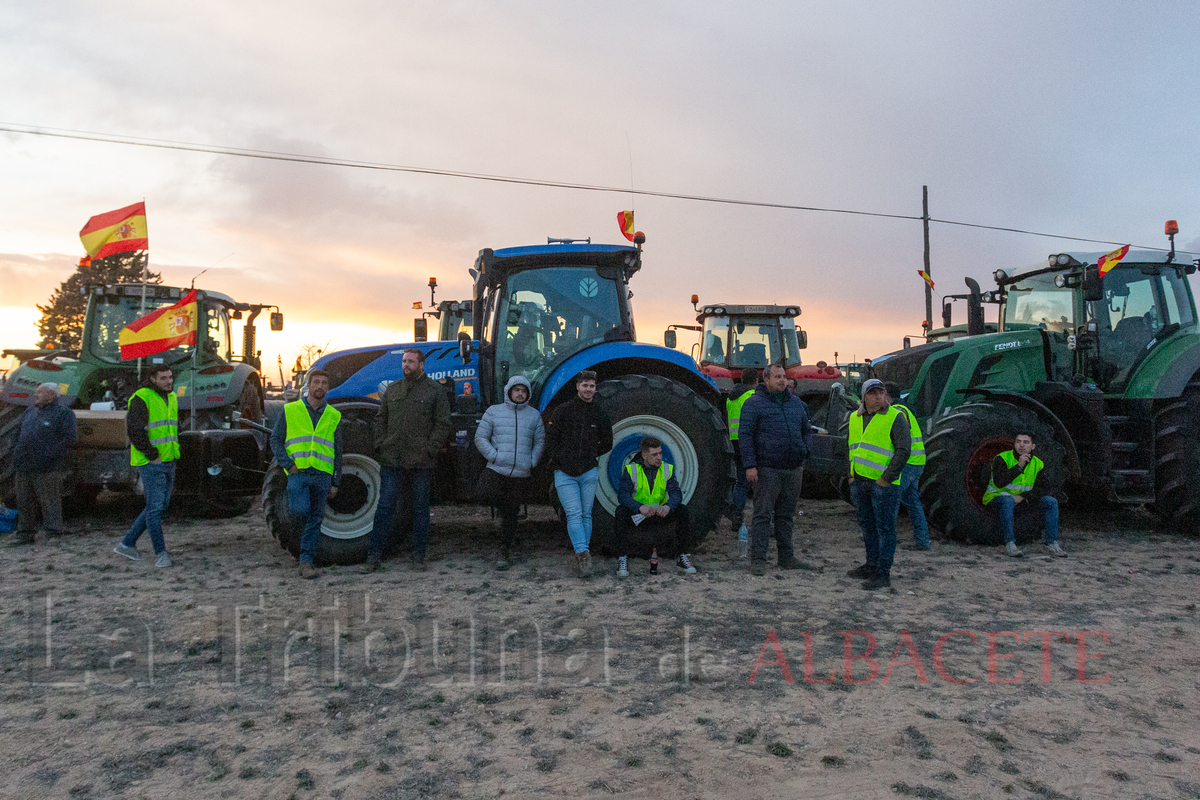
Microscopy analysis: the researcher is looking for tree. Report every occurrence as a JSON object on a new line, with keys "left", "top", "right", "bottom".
{"left": 36, "top": 252, "right": 161, "bottom": 351}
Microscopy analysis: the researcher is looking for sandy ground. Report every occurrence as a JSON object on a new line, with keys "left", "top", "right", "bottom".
{"left": 1, "top": 495, "right": 1198, "bottom": 800}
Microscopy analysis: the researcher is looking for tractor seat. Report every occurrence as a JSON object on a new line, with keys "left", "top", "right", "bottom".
{"left": 735, "top": 343, "right": 768, "bottom": 366}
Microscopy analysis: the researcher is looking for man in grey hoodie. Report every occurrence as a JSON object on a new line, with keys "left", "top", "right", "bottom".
{"left": 475, "top": 376, "right": 545, "bottom": 569}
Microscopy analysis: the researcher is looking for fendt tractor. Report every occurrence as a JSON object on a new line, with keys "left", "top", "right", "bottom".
{"left": 262, "top": 237, "right": 734, "bottom": 565}
{"left": 0, "top": 283, "right": 283, "bottom": 511}
{"left": 837, "top": 222, "right": 1200, "bottom": 543}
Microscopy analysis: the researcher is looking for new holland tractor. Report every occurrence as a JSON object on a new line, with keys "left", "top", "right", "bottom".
{"left": 1, "top": 283, "right": 282, "bottom": 510}
{"left": 262, "top": 237, "right": 734, "bottom": 565}
{"left": 844, "top": 223, "right": 1200, "bottom": 543}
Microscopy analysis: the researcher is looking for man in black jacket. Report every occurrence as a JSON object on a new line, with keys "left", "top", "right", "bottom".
{"left": 614, "top": 437, "right": 695, "bottom": 576}
{"left": 740, "top": 364, "right": 813, "bottom": 576}
{"left": 13, "top": 382, "right": 77, "bottom": 544}
{"left": 545, "top": 370, "right": 613, "bottom": 577}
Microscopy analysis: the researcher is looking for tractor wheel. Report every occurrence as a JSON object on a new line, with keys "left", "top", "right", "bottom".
{"left": 1151, "top": 377, "right": 1200, "bottom": 534}
{"left": 261, "top": 402, "right": 382, "bottom": 565}
{"left": 0, "top": 401, "right": 22, "bottom": 506}
{"left": 588, "top": 375, "right": 732, "bottom": 557}
{"left": 920, "top": 402, "right": 1063, "bottom": 545}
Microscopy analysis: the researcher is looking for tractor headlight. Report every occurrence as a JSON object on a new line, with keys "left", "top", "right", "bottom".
{"left": 993, "top": 269, "right": 1008, "bottom": 283}
{"left": 1054, "top": 274, "right": 1067, "bottom": 288}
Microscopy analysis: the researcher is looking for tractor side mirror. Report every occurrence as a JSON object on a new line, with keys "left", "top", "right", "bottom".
{"left": 458, "top": 331, "right": 471, "bottom": 364}
{"left": 270, "top": 312, "right": 284, "bottom": 331}
{"left": 663, "top": 329, "right": 677, "bottom": 349}
{"left": 942, "top": 302, "right": 953, "bottom": 329}
{"left": 1082, "top": 266, "right": 1103, "bottom": 302}
{"left": 414, "top": 318, "right": 428, "bottom": 342}
{"left": 796, "top": 330, "right": 808, "bottom": 349}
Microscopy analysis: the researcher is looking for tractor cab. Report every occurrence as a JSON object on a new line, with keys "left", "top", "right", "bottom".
{"left": 995, "top": 246, "right": 1198, "bottom": 395}
{"left": 667, "top": 300, "right": 808, "bottom": 392}
{"left": 472, "top": 241, "right": 640, "bottom": 406}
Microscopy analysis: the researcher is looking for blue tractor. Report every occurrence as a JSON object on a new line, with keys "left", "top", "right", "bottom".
{"left": 262, "top": 237, "right": 734, "bottom": 564}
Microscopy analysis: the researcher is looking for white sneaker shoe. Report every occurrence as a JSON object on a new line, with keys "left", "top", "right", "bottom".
{"left": 154, "top": 551, "right": 172, "bottom": 568}
{"left": 616, "top": 556, "right": 628, "bottom": 577}
{"left": 1046, "top": 542, "right": 1067, "bottom": 558}
{"left": 113, "top": 543, "right": 141, "bottom": 561}
{"left": 1005, "top": 542, "right": 1023, "bottom": 558}
{"left": 677, "top": 554, "right": 697, "bottom": 574}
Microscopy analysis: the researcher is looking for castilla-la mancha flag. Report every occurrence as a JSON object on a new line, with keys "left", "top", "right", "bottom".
{"left": 118, "top": 290, "right": 198, "bottom": 360}
{"left": 79, "top": 202, "right": 148, "bottom": 259}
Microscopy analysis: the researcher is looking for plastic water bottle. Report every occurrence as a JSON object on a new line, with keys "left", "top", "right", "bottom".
{"left": 737, "top": 524, "right": 749, "bottom": 559}
{"left": 649, "top": 548, "right": 659, "bottom": 575}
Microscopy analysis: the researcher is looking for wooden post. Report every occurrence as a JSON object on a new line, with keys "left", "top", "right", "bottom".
{"left": 922, "top": 186, "right": 932, "bottom": 337}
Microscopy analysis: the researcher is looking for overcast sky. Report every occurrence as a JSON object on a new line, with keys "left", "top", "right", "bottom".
{"left": 2, "top": 1, "right": 1198, "bottom": 378}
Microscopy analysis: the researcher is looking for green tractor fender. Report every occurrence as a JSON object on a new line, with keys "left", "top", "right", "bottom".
{"left": 1129, "top": 337, "right": 1200, "bottom": 399}
{"left": 958, "top": 388, "right": 1081, "bottom": 480}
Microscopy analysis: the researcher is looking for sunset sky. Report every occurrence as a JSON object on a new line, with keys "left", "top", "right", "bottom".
{"left": 3, "top": 1, "right": 1199, "bottom": 382}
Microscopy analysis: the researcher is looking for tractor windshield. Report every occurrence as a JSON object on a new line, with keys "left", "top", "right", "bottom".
{"left": 89, "top": 295, "right": 191, "bottom": 364}
{"left": 493, "top": 266, "right": 624, "bottom": 395}
{"left": 1002, "top": 272, "right": 1074, "bottom": 333}
{"left": 730, "top": 316, "right": 798, "bottom": 368}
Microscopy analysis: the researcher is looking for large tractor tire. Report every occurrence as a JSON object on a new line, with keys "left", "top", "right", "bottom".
{"left": 920, "top": 402, "right": 1063, "bottom": 545}
{"left": 262, "top": 402, "right": 383, "bottom": 566}
{"left": 588, "top": 375, "right": 733, "bottom": 557}
{"left": 0, "top": 401, "right": 23, "bottom": 506}
{"left": 1151, "top": 377, "right": 1200, "bottom": 534}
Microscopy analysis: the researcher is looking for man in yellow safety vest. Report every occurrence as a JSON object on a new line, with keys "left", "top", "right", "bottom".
{"left": 846, "top": 379, "right": 910, "bottom": 590}
{"left": 114, "top": 366, "right": 180, "bottom": 568}
{"left": 614, "top": 436, "right": 696, "bottom": 576}
{"left": 884, "top": 382, "right": 930, "bottom": 551}
{"left": 984, "top": 432, "right": 1066, "bottom": 558}
{"left": 270, "top": 369, "right": 343, "bottom": 579}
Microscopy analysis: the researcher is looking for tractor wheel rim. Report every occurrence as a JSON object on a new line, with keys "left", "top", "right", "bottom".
{"left": 320, "top": 453, "right": 379, "bottom": 540}
{"left": 596, "top": 414, "right": 700, "bottom": 515}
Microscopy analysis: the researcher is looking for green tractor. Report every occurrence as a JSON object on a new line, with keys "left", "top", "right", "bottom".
{"left": 1, "top": 283, "right": 283, "bottom": 510}
{"left": 860, "top": 224, "right": 1200, "bottom": 542}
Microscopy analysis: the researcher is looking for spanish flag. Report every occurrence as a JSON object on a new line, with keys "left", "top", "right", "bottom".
{"left": 412, "top": 301, "right": 422, "bottom": 310}
{"left": 1098, "top": 244, "right": 1130, "bottom": 276}
{"left": 79, "top": 202, "right": 149, "bottom": 259}
{"left": 118, "top": 290, "right": 198, "bottom": 360}
{"left": 917, "top": 269, "right": 935, "bottom": 290}
{"left": 617, "top": 210, "right": 635, "bottom": 242}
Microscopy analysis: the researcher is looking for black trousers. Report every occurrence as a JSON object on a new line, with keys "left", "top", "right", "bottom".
{"left": 614, "top": 504, "right": 692, "bottom": 557}
{"left": 479, "top": 469, "right": 527, "bottom": 549}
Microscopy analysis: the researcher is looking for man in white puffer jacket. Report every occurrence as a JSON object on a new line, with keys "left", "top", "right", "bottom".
{"left": 475, "top": 375, "right": 545, "bottom": 569}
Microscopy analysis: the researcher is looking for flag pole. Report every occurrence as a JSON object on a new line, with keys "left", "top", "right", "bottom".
{"left": 922, "top": 186, "right": 932, "bottom": 339}
{"left": 138, "top": 249, "right": 149, "bottom": 381}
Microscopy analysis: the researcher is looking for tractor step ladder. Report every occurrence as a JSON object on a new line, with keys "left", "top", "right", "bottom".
{"left": 1105, "top": 414, "right": 1155, "bottom": 503}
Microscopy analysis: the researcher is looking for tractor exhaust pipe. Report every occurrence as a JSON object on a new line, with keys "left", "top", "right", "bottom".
{"left": 964, "top": 277, "right": 986, "bottom": 337}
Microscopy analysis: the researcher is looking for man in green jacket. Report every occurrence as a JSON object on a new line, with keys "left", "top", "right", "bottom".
{"left": 362, "top": 348, "right": 452, "bottom": 572}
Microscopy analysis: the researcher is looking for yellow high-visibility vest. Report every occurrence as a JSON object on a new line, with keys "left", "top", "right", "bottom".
{"left": 626, "top": 461, "right": 673, "bottom": 505}
{"left": 130, "top": 388, "right": 179, "bottom": 466}
{"left": 848, "top": 405, "right": 903, "bottom": 484}
{"left": 893, "top": 403, "right": 926, "bottom": 466}
{"left": 284, "top": 400, "right": 342, "bottom": 475}
{"left": 983, "top": 450, "right": 1043, "bottom": 505}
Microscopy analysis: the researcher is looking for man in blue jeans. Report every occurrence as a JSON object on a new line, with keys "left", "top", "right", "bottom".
{"left": 885, "top": 383, "right": 929, "bottom": 550}
{"left": 983, "top": 432, "right": 1066, "bottom": 558}
{"left": 271, "top": 369, "right": 343, "bottom": 579}
{"left": 846, "top": 379, "right": 911, "bottom": 590}
{"left": 114, "top": 366, "right": 180, "bottom": 568}
{"left": 545, "top": 370, "right": 613, "bottom": 578}
{"left": 361, "top": 349, "right": 451, "bottom": 573}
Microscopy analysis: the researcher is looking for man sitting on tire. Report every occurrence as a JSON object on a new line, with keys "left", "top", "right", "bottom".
{"left": 614, "top": 436, "right": 696, "bottom": 576}
{"left": 846, "top": 379, "right": 910, "bottom": 590}
{"left": 983, "top": 432, "right": 1066, "bottom": 558}
{"left": 271, "top": 369, "right": 342, "bottom": 579}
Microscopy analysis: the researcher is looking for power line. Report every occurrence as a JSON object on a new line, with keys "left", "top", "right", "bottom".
{"left": 1, "top": 122, "right": 1194, "bottom": 256}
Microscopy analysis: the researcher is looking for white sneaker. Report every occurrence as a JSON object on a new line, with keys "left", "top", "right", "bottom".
{"left": 154, "top": 551, "right": 172, "bottom": 568}
{"left": 677, "top": 554, "right": 697, "bottom": 574}
{"left": 616, "top": 556, "right": 628, "bottom": 578}
{"left": 113, "top": 543, "right": 141, "bottom": 561}
{"left": 1046, "top": 542, "right": 1067, "bottom": 558}
{"left": 1005, "top": 542, "right": 1023, "bottom": 558}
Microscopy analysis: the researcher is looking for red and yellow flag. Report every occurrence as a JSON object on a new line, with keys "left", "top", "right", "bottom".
{"left": 118, "top": 290, "right": 197, "bottom": 360}
{"left": 917, "top": 269, "right": 935, "bottom": 290}
{"left": 79, "top": 202, "right": 148, "bottom": 259}
{"left": 412, "top": 301, "right": 422, "bottom": 310}
{"left": 617, "top": 210, "right": 635, "bottom": 242}
{"left": 1097, "top": 244, "right": 1130, "bottom": 276}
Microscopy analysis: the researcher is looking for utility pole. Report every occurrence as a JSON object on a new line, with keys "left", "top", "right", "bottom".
{"left": 922, "top": 186, "right": 932, "bottom": 337}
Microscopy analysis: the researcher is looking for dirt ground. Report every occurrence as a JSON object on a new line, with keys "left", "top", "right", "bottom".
{"left": 1, "top": 495, "right": 1198, "bottom": 800}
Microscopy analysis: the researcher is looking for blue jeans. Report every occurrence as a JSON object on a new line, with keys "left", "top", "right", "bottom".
{"left": 288, "top": 470, "right": 332, "bottom": 565}
{"left": 850, "top": 478, "right": 901, "bottom": 577}
{"left": 899, "top": 463, "right": 929, "bottom": 547}
{"left": 554, "top": 468, "right": 599, "bottom": 553}
{"left": 994, "top": 494, "right": 1059, "bottom": 545}
{"left": 368, "top": 466, "right": 432, "bottom": 560}
{"left": 123, "top": 462, "right": 176, "bottom": 556}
